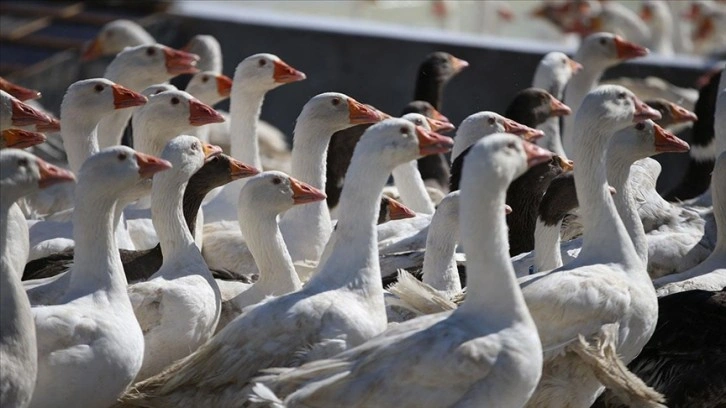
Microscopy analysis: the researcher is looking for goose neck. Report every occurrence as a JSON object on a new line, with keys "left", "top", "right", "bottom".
{"left": 607, "top": 151, "right": 648, "bottom": 265}
{"left": 391, "top": 160, "right": 435, "bottom": 214}
{"left": 238, "top": 211, "right": 301, "bottom": 293}
{"left": 414, "top": 76, "right": 444, "bottom": 109}
{"left": 151, "top": 171, "right": 195, "bottom": 264}
{"left": 533, "top": 217, "right": 564, "bottom": 272}
{"left": 307, "top": 147, "right": 390, "bottom": 291}
{"left": 97, "top": 109, "right": 134, "bottom": 149}
{"left": 67, "top": 184, "right": 127, "bottom": 295}
{"left": 572, "top": 122, "right": 640, "bottom": 270}
{"left": 290, "top": 120, "right": 335, "bottom": 189}
{"left": 230, "top": 87, "right": 265, "bottom": 169}
{"left": 421, "top": 199, "right": 460, "bottom": 294}
{"left": 538, "top": 117, "right": 567, "bottom": 158}
{"left": 60, "top": 113, "right": 100, "bottom": 175}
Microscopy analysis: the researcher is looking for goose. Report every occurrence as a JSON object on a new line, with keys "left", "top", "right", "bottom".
{"left": 654, "top": 151, "right": 726, "bottom": 296}
{"left": 22, "top": 154, "right": 259, "bottom": 283}
{"left": 202, "top": 53, "right": 305, "bottom": 223}
{"left": 504, "top": 88, "right": 572, "bottom": 129}
{"left": 184, "top": 71, "right": 232, "bottom": 146}
{"left": 28, "top": 146, "right": 171, "bottom": 408}
{"left": 116, "top": 119, "right": 454, "bottom": 407}
{"left": 639, "top": 0, "right": 676, "bottom": 56}
{"left": 215, "top": 172, "right": 327, "bottom": 332}
{"left": 181, "top": 34, "right": 222, "bottom": 74}
{"left": 0, "top": 91, "right": 55, "bottom": 131}
{"left": 531, "top": 52, "right": 582, "bottom": 157}
{"left": 25, "top": 79, "right": 148, "bottom": 260}
{"left": 81, "top": 19, "right": 155, "bottom": 61}
{"left": 0, "top": 77, "right": 42, "bottom": 101}
{"left": 250, "top": 134, "right": 548, "bottom": 408}
{"left": 96, "top": 44, "right": 200, "bottom": 149}
{"left": 561, "top": 32, "right": 649, "bottom": 158}
{"left": 1, "top": 150, "right": 74, "bottom": 408}
{"left": 126, "top": 137, "right": 224, "bottom": 381}
{"left": 593, "top": 151, "right": 726, "bottom": 408}
{"left": 517, "top": 86, "right": 663, "bottom": 408}
{"left": 645, "top": 97, "right": 699, "bottom": 128}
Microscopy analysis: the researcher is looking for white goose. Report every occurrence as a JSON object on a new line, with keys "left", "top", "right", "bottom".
{"left": 215, "top": 171, "right": 326, "bottom": 332}
{"left": 116, "top": 119, "right": 454, "bottom": 407}
{"left": 0, "top": 90, "right": 54, "bottom": 132}
{"left": 561, "top": 32, "right": 649, "bottom": 158}
{"left": 654, "top": 152, "right": 726, "bottom": 296}
{"left": 26, "top": 79, "right": 148, "bottom": 260}
{"left": 82, "top": 19, "right": 154, "bottom": 61}
{"left": 519, "top": 85, "right": 662, "bottom": 408}
{"left": 184, "top": 71, "right": 232, "bottom": 144}
{"left": 1, "top": 150, "right": 74, "bottom": 408}
{"left": 97, "top": 44, "right": 199, "bottom": 149}
{"left": 251, "top": 134, "right": 548, "bottom": 408}
{"left": 202, "top": 53, "right": 306, "bottom": 223}
{"left": 28, "top": 146, "right": 171, "bottom": 408}
{"left": 126, "top": 136, "right": 223, "bottom": 381}
{"left": 532, "top": 51, "right": 582, "bottom": 157}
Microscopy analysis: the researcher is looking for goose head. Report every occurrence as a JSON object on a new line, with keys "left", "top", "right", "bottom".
{"left": 506, "top": 88, "right": 572, "bottom": 126}
{"left": 82, "top": 19, "right": 154, "bottom": 61}
{"left": 105, "top": 44, "right": 199, "bottom": 89}
{"left": 185, "top": 71, "right": 233, "bottom": 106}
{"left": 158, "top": 135, "right": 222, "bottom": 181}
{"left": 296, "top": 92, "right": 386, "bottom": 133}
{"left": 538, "top": 172, "right": 578, "bottom": 226}
{"left": 400, "top": 112, "right": 455, "bottom": 133}
{"left": 0, "top": 149, "right": 75, "bottom": 202}
{"left": 610, "top": 120, "right": 690, "bottom": 163}
{"left": 233, "top": 53, "right": 306, "bottom": 93}
{"left": 0, "top": 77, "right": 41, "bottom": 101}
{"left": 400, "top": 100, "right": 450, "bottom": 123}
{"left": 577, "top": 85, "right": 661, "bottom": 133}
{"left": 359, "top": 118, "right": 453, "bottom": 167}
{"left": 378, "top": 196, "right": 417, "bottom": 224}
{"left": 466, "top": 134, "right": 554, "bottom": 189}
{"left": 0, "top": 91, "right": 54, "bottom": 131}
{"left": 1, "top": 128, "right": 46, "bottom": 149}
{"left": 418, "top": 52, "right": 469, "bottom": 83}
{"left": 533, "top": 52, "right": 583, "bottom": 92}
{"left": 187, "top": 154, "right": 259, "bottom": 199}
{"left": 576, "top": 32, "right": 649, "bottom": 67}
{"left": 644, "top": 99, "right": 698, "bottom": 127}
{"left": 61, "top": 78, "right": 147, "bottom": 122}
{"left": 181, "top": 35, "right": 222, "bottom": 73}
{"left": 238, "top": 171, "right": 326, "bottom": 216}
{"left": 78, "top": 146, "right": 171, "bottom": 195}
{"left": 452, "top": 111, "right": 543, "bottom": 160}
{"left": 142, "top": 84, "right": 178, "bottom": 98}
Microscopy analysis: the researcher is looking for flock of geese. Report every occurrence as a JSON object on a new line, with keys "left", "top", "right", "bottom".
{"left": 1, "top": 9, "right": 725, "bottom": 408}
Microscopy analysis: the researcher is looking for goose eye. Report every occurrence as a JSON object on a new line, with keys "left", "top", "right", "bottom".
{"left": 561, "top": 58, "right": 567, "bottom": 65}
{"left": 635, "top": 122, "right": 645, "bottom": 131}
{"left": 191, "top": 142, "right": 199, "bottom": 151}
{"left": 146, "top": 47, "right": 156, "bottom": 56}
{"left": 258, "top": 59, "right": 266, "bottom": 67}
{"left": 599, "top": 38, "right": 607, "bottom": 46}
{"left": 94, "top": 84, "right": 104, "bottom": 93}
{"left": 506, "top": 142, "right": 517, "bottom": 150}
{"left": 272, "top": 177, "right": 282, "bottom": 185}
{"left": 154, "top": 90, "right": 163, "bottom": 95}
{"left": 117, "top": 152, "right": 127, "bottom": 161}
{"left": 201, "top": 76, "right": 209, "bottom": 83}
{"left": 331, "top": 98, "right": 340, "bottom": 106}
{"left": 487, "top": 117, "right": 496, "bottom": 125}
{"left": 17, "top": 158, "right": 28, "bottom": 167}
{"left": 400, "top": 126, "right": 409, "bottom": 134}
{"left": 171, "top": 97, "right": 180, "bottom": 105}
{"left": 105, "top": 31, "right": 114, "bottom": 38}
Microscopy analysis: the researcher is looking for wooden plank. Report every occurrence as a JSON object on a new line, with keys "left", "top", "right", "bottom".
{"left": 0, "top": 2, "right": 84, "bottom": 19}
{"left": 1, "top": 16, "right": 51, "bottom": 40}
{"left": 2, "top": 33, "right": 86, "bottom": 50}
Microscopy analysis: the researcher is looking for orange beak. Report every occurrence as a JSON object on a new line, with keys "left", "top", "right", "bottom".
{"left": 112, "top": 84, "right": 148, "bottom": 109}
{"left": 202, "top": 142, "right": 223, "bottom": 161}
{"left": 425, "top": 116, "right": 456, "bottom": 133}
{"left": 81, "top": 37, "right": 104, "bottom": 61}
{"left": 36, "top": 118, "right": 60, "bottom": 133}
{"left": 449, "top": 55, "right": 469, "bottom": 73}
{"left": 216, "top": 74, "right": 233, "bottom": 97}
{"left": 694, "top": 17, "right": 715, "bottom": 41}
{"left": 1, "top": 128, "right": 47, "bottom": 149}
{"left": 633, "top": 97, "right": 662, "bottom": 122}
{"left": 523, "top": 141, "right": 553, "bottom": 168}
{"left": 347, "top": 99, "right": 386, "bottom": 124}
{"left": 227, "top": 156, "right": 260, "bottom": 179}
{"left": 667, "top": 102, "right": 698, "bottom": 123}
{"left": 554, "top": 155, "right": 574, "bottom": 172}
{"left": 415, "top": 125, "right": 454, "bottom": 156}
{"left": 188, "top": 99, "right": 225, "bottom": 126}
{"left": 386, "top": 197, "right": 417, "bottom": 220}
{"left": 273, "top": 60, "right": 307, "bottom": 84}
{"left": 653, "top": 124, "right": 690, "bottom": 153}
{"left": 0, "top": 77, "right": 41, "bottom": 101}
{"left": 136, "top": 151, "right": 172, "bottom": 179}
{"left": 429, "top": 107, "right": 449, "bottom": 123}
{"left": 163, "top": 47, "right": 200, "bottom": 75}
{"left": 568, "top": 58, "right": 583, "bottom": 74}
{"left": 497, "top": 5, "right": 515, "bottom": 22}
{"left": 639, "top": 4, "right": 653, "bottom": 22}
{"left": 289, "top": 177, "right": 327, "bottom": 204}
{"left": 37, "top": 158, "right": 75, "bottom": 189}
{"left": 503, "top": 118, "right": 544, "bottom": 142}
{"left": 549, "top": 97, "right": 572, "bottom": 117}
{"left": 613, "top": 36, "right": 649, "bottom": 59}
{"left": 10, "top": 99, "right": 53, "bottom": 127}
